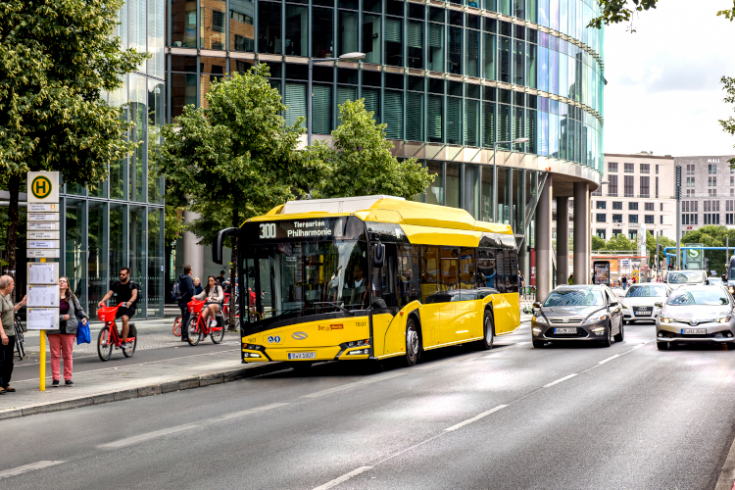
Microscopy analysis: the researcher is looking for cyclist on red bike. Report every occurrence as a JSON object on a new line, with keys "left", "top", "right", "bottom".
{"left": 193, "top": 276, "right": 224, "bottom": 328}
{"left": 98, "top": 267, "right": 139, "bottom": 346}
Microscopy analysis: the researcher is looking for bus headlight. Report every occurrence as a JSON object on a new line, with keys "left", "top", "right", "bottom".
{"left": 347, "top": 349, "right": 369, "bottom": 355}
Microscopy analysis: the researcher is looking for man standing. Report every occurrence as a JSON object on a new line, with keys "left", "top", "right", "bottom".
{"left": 177, "top": 265, "right": 195, "bottom": 342}
{"left": 0, "top": 275, "right": 27, "bottom": 395}
{"left": 98, "top": 267, "right": 138, "bottom": 346}
{"left": 621, "top": 275, "right": 628, "bottom": 290}
{"left": 216, "top": 270, "right": 227, "bottom": 286}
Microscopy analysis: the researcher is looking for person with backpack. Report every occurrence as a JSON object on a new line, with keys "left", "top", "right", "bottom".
{"left": 177, "top": 265, "right": 195, "bottom": 343}
{"left": 47, "top": 276, "right": 88, "bottom": 387}
{"left": 98, "top": 267, "right": 139, "bottom": 349}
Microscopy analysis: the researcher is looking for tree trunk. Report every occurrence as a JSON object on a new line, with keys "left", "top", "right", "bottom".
{"left": 4, "top": 175, "right": 20, "bottom": 302}
{"left": 228, "top": 203, "right": 239, "bottom": 331}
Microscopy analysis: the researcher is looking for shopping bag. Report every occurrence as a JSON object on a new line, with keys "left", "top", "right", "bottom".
{"left": 77, "top": 321, "right": 91, "bottom": 345}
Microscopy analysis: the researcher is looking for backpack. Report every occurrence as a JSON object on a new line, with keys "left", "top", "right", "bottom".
{"left": 171, "top": 282, "right": 180, "bottom": 301}
{"left": 176, "top": 277, "right": 192, "bottom": 303}
{"left": 127, "top": 281, "right": 141, "bottom": 305}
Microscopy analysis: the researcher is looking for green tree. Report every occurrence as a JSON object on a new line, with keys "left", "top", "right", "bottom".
{"left": 721, "top": 76, "right": 735, "bottom": 167}
{"left": 153, "top": 65, "right": 311, "bottom": 327}
{"left": 591, "top": 235, "right": 606, "bottom": 251}
{"left": 590, "top": 1, "right": 735, "bottom": 29}
{"left": 0, "top": 0, "right": 147, "bottom": 280}
{"left": 311, "top": 99, "right": 433, "bottom": 199}
{"left": 601, "top": 234, "right": 636, "bottom": 252}
{"left": 680, "top": 226, "right": 735, "bottom": 276}
{"left": 644, "top": 231, "right": 675, "bottom": 268}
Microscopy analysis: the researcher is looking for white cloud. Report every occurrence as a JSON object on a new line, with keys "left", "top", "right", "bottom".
{"left": 603, "top": 0, "right": 735, "bottom": 156}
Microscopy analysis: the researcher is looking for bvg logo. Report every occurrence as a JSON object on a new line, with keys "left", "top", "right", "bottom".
{"left": 31, "top": 176, "right": 52, "bottom": 199}
{"left": 292, "top": 331, "right": 308, "bottom": 340}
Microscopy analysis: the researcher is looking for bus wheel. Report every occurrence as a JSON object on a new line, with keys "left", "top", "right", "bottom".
{"left": 404, "top": 318, "right": 421, "bottom": 367}
{"left": 479, "top": 311, "right": 494, "bottom": 350}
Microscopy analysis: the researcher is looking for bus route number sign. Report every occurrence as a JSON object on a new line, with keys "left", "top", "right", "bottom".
{"left": 256, "top": 218, "right": 345, "bottom": 241}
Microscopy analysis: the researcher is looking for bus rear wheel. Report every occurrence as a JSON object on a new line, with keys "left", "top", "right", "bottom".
{"left": 478, "top": 311, "right": 494, "bottom": 350}
{"left": 404, "top": 318, "right": 421, "bottom": 367}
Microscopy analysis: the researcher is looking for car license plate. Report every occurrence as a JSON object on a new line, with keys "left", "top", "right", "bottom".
{"left": 288, "top": 352, "right": 316, "bottom": 360}
{"left": 681, "top": 328, "right": 707, "bottom": 335}
{"left": 554, "top": 328, "right": 577, "bottom": 334}
{"left": 634, "top": 307, "right": 652, "bottom": 316}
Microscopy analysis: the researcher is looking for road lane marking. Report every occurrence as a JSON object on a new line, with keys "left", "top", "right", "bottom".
{"left": 0, "top": 461, "right": 64, "bottom": 479}
{"left": 219, "top": 403, "right": 289, "bottom": 421}
{"left": 444, "top": 405, "right": 508, "bottom": 432}
{"left": 98, "top": 424, "right": 197, "bottom": 449}
{"left": 301, "top": 372, "right": 406, "bottom": 398}
{"left": 598, "top": 354, "right": 620, "bottom": 365}
{"left": 311, "top": 466, "right": 373, "bottom": 490}
{"left": 543, "top": 373, "right": 577, "bottom": 388}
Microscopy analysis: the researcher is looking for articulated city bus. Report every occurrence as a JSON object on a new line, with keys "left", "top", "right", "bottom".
{"left": 213, "top": 196, "right": 521, "bottom": 367}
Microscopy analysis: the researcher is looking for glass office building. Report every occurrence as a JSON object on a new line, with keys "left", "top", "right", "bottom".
{"left": 61, "top": 0, "right": 167, "bottom": 320}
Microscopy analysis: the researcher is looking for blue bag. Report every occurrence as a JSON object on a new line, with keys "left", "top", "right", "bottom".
{"left": 77, "top": 320, "right": 91, "bottom": 345}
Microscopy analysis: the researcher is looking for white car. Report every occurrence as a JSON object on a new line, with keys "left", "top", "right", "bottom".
{"left": 666, "top": 270, "right": 708, "bottom": 289}
{"left": 621, "top": 283, "right": 672, "bottom": 324}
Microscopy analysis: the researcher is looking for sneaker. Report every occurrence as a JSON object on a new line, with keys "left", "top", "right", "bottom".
{"left": 210, "top": 319, "right": 217, "bottom": 327}
{"left": 65, "top": 380, "right": 74, "bottom": 386}
{"left": 3, "top": 386, "right": 15, "bottom": 392}
{"left": 0, "top": 388, "right": 5, "bottom": 395}
{"left": 52, "top": 380, "right": 60, "bottom": 387}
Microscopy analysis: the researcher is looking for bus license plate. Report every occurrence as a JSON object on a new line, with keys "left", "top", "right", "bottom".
{"left": 554, "top": 328, "right": 577, "bottom": 335}
{"left": 682, "top": 328, "right": 707, "bottom": 335}
{"left": 288, "top": 352, "right": 316, "bottom": 360}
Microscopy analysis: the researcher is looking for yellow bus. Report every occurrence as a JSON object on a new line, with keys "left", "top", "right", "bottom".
{"left": 213, "top": 195, "right": 521, "bottom": 367}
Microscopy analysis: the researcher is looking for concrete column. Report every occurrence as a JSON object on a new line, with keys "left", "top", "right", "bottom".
{"left": 573, "top": 182, "right": 591, "bottom": 285}
{"left": 535, "top": 175, "right": 553, "bottom": 301}
{"left": 556, "top": 197, "right": 570, "bottom": 285}
{"left": 182, "top": 210, "right": 204, "bottom": 279}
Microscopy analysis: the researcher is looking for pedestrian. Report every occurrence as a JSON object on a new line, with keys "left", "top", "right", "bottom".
{"left": 98, "top": 267, "right": 139, "bottom": 348}
{"left": 518, "top": 270, "right": 524, "bottom": 295}
{"left": 621, "top": 275, "right": 628, "bottom": 290}
{"left": 176, "top": 265, "right": 195, "bottom": 342}
{"left": 193, "top": 277, "right": 203, "bottom": 296}
{"left": 568, "top": 274, "right": 574, "bottom": 285}
{"left": 47, "top": 277, "right": 88, "bottom": 387}
{"left": 0, "top": 275, "right": 27, "bottom": 395}
{"left": 216, "top": 270, "right": 227, "bottom": 286}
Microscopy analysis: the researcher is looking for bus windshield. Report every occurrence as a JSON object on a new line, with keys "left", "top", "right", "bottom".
{"left": 243, "top": 240, "right": 369, "bottom": 324}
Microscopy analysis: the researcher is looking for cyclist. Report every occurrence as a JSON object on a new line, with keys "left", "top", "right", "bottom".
{"left": 98, "top": 267, "right": 139, "bottom": 347}
{"left": 193, "top": 276, "right": 225, "bottom": 329}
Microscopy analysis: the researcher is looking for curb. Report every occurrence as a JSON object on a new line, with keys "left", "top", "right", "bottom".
{"left": 0, "top": 362, "right": 286, "bottom": 421}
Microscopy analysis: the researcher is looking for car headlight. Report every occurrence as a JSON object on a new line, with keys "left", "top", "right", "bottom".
{"left": 532, "top": 314, "right": 548, "bottom": 324}
{"left": 660, "top": 317, "right": 672, "bottom": 324}
{"left": 583, "top": 314, "right": 607, "bottom": 324}
{"left": 718, "top": 317, "right": 731, "bottom": 324}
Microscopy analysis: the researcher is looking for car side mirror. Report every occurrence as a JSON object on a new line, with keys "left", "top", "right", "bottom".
{"left": 533, "top": 302, "right": 542, "bottom": 309}
{"left": 654, "top": 302, "right": 663, "bottom": 308}
{"left": 610, "top": 301, "right": 618, "bottom": 307}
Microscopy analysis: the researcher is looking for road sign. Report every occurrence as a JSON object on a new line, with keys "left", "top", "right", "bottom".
{"left": 27, "top": 172, "right": 59, "bottom": 204}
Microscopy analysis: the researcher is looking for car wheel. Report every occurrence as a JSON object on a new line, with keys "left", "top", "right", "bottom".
{"left": 623, "top": 319, "right": 629, "bottom": 326}
{"left": 600, "top": 324, "right": 613, "bottom": 347}
{"left": 478, "top": 311, "right": 494, "bottom": 350}
{"left": 403, "top": 317, "right": 421, "bottom": 366}
{"left": 532, "top": 340, "right": 545, "bottom": 349}
{"left": 657, "top": 341, "right": 668, "bottom": 351}
{"left": 614, "top": 322, "right": 624, "bottom": 342}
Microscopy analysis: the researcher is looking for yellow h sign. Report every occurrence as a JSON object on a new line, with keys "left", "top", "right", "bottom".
{"left": 31, "top": 176, "right": 52, "bottom": 199}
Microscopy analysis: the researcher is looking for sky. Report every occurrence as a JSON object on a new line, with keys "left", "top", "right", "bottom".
{"left": 603, "top": 0, "right": 735, "bottom": 157}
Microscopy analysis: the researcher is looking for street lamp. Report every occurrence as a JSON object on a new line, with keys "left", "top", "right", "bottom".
{"left": 492, "top": 137, "right": 530, "bottom": 223}
{"left": 307, "top": 52, "right": 366, "bottom": 145}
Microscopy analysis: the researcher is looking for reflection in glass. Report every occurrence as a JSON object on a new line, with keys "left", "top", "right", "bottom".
{"left": 483, "top": 101, "right": 495, "bottom": 147}
{"left": 171, "top": 0, "right": 197, "bottom": 47}
{"left": 499, "top": 37, "right": 510, "bottom": 83}
{"left": 513, "top": 40, "right": 525, "bottom": 86}
{"left": 258, "top": 2, "right": 282, "bottom": 54}
{"left": 312, "top": 8, "right": 334, "bottom": 58}
{"left": 199, "top": 57, "right": 226, "bottom": 110}
{"left": 148, "top": 80, "right": 165, "bottom": 203}
{"left": 339, "top": 11, "right": 359, "bottom": 56}
{"left": 129, "top": 206, "right": 146, "bottom": 319}
{"left": 481, "top": 161, "right": 493, "bottom": 221}
{"left": 447, "top": 97, "right": 461, "bottom": 145}
{"left": 446, "top": 163, "right": 460, "bottom": 208}
{"left": 129, "top": 74, "right": 146, "bottom": 203}
{"left": 201, "top": 1, "right": 226, "bottom": 50}
{"left": 483, "top": 33, "right": 497, "bottom": 79}
{"left": 230, "top": 0, "right": 255, "bottom": 52}
{"left": 426, "top": 161, "right": 444, "bottom": 205}
{"left": 363, "top": 15, "right": 381, "bottom": 64}
{"left": 385, "top": 17, "right": 402, "bottom": 66}
{"left": 406, "top": 92, "right": 424, "bottom": 142}
{"left": 466, "top": 30, "right": 479, "bottom": 77}
{"left": 428, "top": 23, "right": 444, "bottom": 72}
{"left": 88, "top": 201, "right": 108, "bottom": 319}
{"left": 464, "top": 165, "right": 479, "bottom": 218}
{"left": 109, "top": 204, "right": 127, "bottom": 303}
{"left": 148, "top": 0, "right": 166, "bottom": 79}
{"left": 109, "top": 76, "right": 127, "bottom": 200}
{"left": 286, "top": 6, "right": 308, "bottom": 57}
{"left": 147, "top": 208, "right": 164, "bottom": 318}
{"left": 448, "top": 27, "right": 462, "bottom": 74}
{"left": 65, "top": 199, "right": 87, "bottom": 305}
{"left": 407, "top": 21, "right": 423, "bottom": 69}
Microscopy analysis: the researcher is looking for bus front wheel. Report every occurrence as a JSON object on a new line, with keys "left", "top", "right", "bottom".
{"left": 404, "top": 318, "right": 421, "bottom": 367}
{"left": 479, "top": 311, "right": 495, "bottom": 350}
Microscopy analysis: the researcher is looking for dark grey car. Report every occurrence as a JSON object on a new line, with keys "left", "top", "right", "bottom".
{"left": 531, "top": 285, "right": 624, "bottom": 348}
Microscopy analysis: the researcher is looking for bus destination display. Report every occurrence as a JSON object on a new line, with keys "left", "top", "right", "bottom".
{"left": 256, "top": 218, "right": 346, "bottom": 241}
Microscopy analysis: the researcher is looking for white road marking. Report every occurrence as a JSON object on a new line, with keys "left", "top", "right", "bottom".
{"left": 98, "top": 423, "right": 197, "bottom": 449}
{"left": 219, "top": 403, "right": 289, "bottom": 421}
{"left": 0, "top": 461, "right": 64, "bottom": 479}
{"left": 311, "top": 466, "right": 373, "bottom": 490}
{"left": 301, "top": 372, "right": 406, "bottom": 398}
{"left": 598, "top": 354, "right": 620, "bottom": 365}
{"left": 444, "top": 405, "right": 508, "bottom": 432}
{"left": 543, "top": 373, "right": 577, "bottom": 388}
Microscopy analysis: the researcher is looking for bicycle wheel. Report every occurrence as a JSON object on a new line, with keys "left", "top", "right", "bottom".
{"left": 15, "top": 336, "right": 25, "bottom": 361}
{"left": 122, "top": 335, "right": 137, "bottom": 358}
{"left": 210, "top": 320, "right": 225, "bottom": 344}
{"left": 173, "top": 316, "right": 182, "bottom": 337}
{"left": 97, "top": 327, "right": 113, "bottom": 361}
{"left": 187, "top": 318, "right": 200, "bottom": 346}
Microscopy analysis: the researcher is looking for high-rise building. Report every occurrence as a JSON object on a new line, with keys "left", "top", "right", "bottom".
{"left": 675, "top": 155, "right": 735, "bottom": 237}
{"left": 167, "top": 0, "right": 606, "bottom": 296}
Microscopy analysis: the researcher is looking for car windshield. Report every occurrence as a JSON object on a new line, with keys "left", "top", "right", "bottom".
{"left": 668, "top": 271, "right": 705, "bottom": 284}
{"left": 543, "top": 290, "right": 605, "bottom": 307}
{"left": 667, "top": 290, "right": 730, "bottom": 306}
{"left": 243, "top": 240, "right": 368, "bottom": 323}
{"left": 709, "top": 278, "right": 723, "bottom": 285}
{"left": 625, "top": 285, "right": 668, "bottom": 298}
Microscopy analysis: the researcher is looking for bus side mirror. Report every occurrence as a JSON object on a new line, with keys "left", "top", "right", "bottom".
{"left": 373, "top": 242, "right": 385, "bottom": 268}
{"left": 213, "top": 227, "right": 239, "bottom": 265}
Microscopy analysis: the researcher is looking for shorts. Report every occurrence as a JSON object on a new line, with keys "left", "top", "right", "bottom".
{"left": 115, "top": 305, "right": 136, "bottom": 319}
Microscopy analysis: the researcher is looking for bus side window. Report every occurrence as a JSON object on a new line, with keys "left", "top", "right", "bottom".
{"left": 420, "top": 246, "right": 440, "bottom": 302}
{"left": 495, "top": 249, "right": 506, "bottom": 293}
{"left": 477, "top": 249, "right": 495, "bottom": 290}
{"left": 460, "top": 248, "right": 476, "bottom": 301}
{"left": 507, "top": 249, "right": 519, "bottom": 293}
{"left": 398, "top": 244, "right": 421, "bottom": 307}
{"left": 441, "top": 248, "right": 459, "bottom": 293}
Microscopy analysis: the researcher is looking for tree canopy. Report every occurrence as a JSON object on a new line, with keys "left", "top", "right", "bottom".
{"left": 680, "top": 226, "right": 735, "bottom": 275}
{"left": 590, "top": 1, "right": 735, "bottom": 29}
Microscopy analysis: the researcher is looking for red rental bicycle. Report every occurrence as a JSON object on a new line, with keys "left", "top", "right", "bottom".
{"left": 97, "top": 304, "right": 137, "bottom": 361}
{"left": 173, "top": 315, "right": 182, "bottom": 337}
{"left": 186, "top": 299, "right": 225, "bottom": 346}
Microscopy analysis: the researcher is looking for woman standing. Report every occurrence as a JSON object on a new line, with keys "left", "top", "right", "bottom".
{"left": 47, "top": 277, "right": 88, "bottom": 387}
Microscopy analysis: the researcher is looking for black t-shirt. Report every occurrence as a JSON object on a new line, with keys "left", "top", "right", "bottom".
{"left": 111, "top": 280, "right": 138, "bottom": 305}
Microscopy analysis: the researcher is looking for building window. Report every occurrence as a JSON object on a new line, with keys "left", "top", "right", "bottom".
{"left": 655, "top": 176, "right": 659, "bottom": 198}
{"left": 656, "top": 164, "right": 659, "bottom": 174}
{"left": 645, "top": 215, "right": 654, "bottom": 224}
{"left": 640, "top": 176, "right": 650, "bottom": 197}
{"left": 645, "top": 202, "right": 654, "bottom": 211}
{"left": 212, "top": 10, "right": 224, "bottom": 32}
{"left": 628, "top": 202, "right": 638, "bottom": 211}
{"left": 709, "top": 189, "right": 716, "bottom": 196}
{"left": 608, "top": 162, "right": 618, "bottom": 173}
{"left": 731, "top": 176, "right": 734, "bottom": 186}
{"left": 608, "top": 175, "right": 618, "bottom": 196}
{"left": 629, "top": 214, "right": 638, "bottom": 223}
{"left": 660, "top": 215, "right": 663, "bottom": 224}
{"left": 596, "top": 229, "right": 606, "bottom": 239}
{"left": 629, "top": 230, "right": 637, "bottom": 241}
{"left": 624, "top": 163, "right": 634, "bottom": 173}
{"left": 613, "top": 201, "right": 623, "bottom": 210}
{"left": 640, "top": 164, "right": 650, "bottom": 174}
{"left": 612, "top": 214, "right": 623, "bottom": 223}
{"left": 596, "top": 213, "right": 606, "bottom": 222}
{"left": 709, "top": 176, "right": 717, "bottom": 187}
{"left": 624, "top": 176, "right": 634, "bottom": 197}
{"left": 596, "top": 201, "right": 606, "bottom": 209}
{"left": 709, "top": 163, "right": 717, "bottom": 174}
{"left": 660, "top": 203, "right": 664, "bottom": 211}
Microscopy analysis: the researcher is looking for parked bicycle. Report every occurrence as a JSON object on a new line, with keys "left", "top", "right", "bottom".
{"left": 14, "top": 317, "right": 26, "bottom": 361}
{"left": 97, "top": 304, "right": 137, "bottom": 361}
{"left": 185, "top": 299, "right": 225, "bottom": 346}
{"left": 172, "top": 315, "right": 182, "bottom": 337}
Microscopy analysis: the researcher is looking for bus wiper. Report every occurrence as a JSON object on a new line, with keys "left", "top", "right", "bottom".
{"left": 311, "top": 302, "right": 354, "bottom": 316}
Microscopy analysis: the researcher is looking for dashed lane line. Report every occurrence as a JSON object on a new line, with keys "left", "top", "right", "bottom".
{"left": 543, "top": 373, "right": 578, "bottom": 388}
{"left": 301, "top": 372, "right": 406, "bottom": 399}
{"left": 444, "top": 405, "right": 508, "bottom": 432}
{"left": 219, "top": 403, "right": 290, "bottom": 421}
{"left": 0, "top": 461, "right": 64, "bottom": 479}
{"left": 98, "top": 424, "right": 198, "bottom": 449}
{"left": 311, "top": 466, "right": 374, "bottom": 490}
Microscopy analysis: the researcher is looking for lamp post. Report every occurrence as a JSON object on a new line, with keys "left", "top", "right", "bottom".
{"left": 492, "top": 137, "right": 530, "bottom": 223}
{"left": 307, "top": 52, "right": 365, "bottom": 146}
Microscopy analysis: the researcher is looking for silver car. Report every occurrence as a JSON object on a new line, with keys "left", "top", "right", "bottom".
{"left": 656, "top": 286, "right": 735, "bottom": 350}
{"left": 621, "top": 283, "right": 671, "bottom": 325}
{"left": 666, "top": 270, "right": 709, "bottom": 289}
{"left": 531, "top": 285, "right": 624, "bottom": 348}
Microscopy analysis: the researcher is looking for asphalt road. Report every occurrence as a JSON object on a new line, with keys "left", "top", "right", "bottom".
{"left": 3, "top": 322, "right": 735, "bottom": 490}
